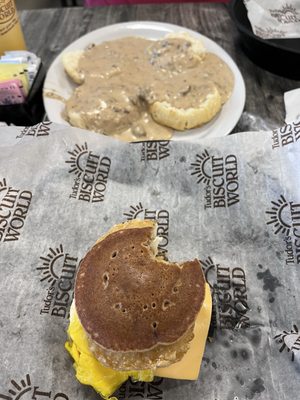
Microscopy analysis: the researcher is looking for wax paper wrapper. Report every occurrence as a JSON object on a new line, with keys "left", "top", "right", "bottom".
{"left": 284, "top": 88, "right": 300, "bottom": 123}
{"left": 0, "top": 120, "right": 300, "bottom": 400}
{"left": 244, "top": 0, "right": 300, "bottom": 39}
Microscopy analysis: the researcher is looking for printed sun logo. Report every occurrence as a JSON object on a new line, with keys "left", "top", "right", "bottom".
{"left": 190, "top": 150, "right": 211, "bottom": 185}
{"left": 0, "top": 374, "right": 31, "bottom": 400}
{"left": 255, "top": 26, "right": 286, "bottom": 39}
{"left": 123, "top": 203, "right": 144, "bottom": 220}
{"left": 274, "top": 325, "right": 300, "bottom": 362}
{"left": 0, "top": 178, "right": 8, "bottom": 195}
{"left": 269, "top": 4, "right": 300, "bottom": 24}
{"left": 65, "top": 142, "right": 88, "bottom": 176}
{"left": 37, "top": 245, "right": 64, "bottom": 284}
{"left": 265, "top": 195, "right": 291, "bottom": 235}
{"left": 201, "top": 256, "right": 216, "bottom": 289}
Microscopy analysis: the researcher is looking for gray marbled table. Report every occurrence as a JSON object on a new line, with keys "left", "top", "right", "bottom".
{"left": 20, "top": 3, "right": 300, "bottom": 133}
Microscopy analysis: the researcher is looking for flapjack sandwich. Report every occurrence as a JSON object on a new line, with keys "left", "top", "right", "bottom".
{"left": 66, "top": 219, "right": 212, "bottom": 398}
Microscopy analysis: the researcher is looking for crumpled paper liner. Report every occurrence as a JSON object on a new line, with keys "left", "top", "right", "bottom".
{"left": 244, "top": 0, "right": 300, "bottom": 39}
{"left": 0, "top": 120, "right": 299, "bottom": 400}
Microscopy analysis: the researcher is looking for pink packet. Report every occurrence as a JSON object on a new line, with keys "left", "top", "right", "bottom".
{"left": 0, "top": 79, "right": 26, "bottom": 105}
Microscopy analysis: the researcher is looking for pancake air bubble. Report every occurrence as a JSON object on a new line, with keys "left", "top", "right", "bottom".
{"left": 162, "top": 299, "right": 171, "bottom": 310}
{"left": 152, "top": 321, "right": 158, "bottom": 329}
{"left": 103, "top": 272, "right": 109, "bottom": 289}
{"left": 111, "top": 251, "right": 118, "bottom": 259}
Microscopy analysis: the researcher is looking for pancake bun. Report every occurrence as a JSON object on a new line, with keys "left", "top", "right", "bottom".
{"left": 75, "top": 220, "right": 206, "bottom": 370}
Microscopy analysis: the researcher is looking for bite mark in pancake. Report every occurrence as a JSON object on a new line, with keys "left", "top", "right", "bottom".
{"left": 75, "top": 220, "right": 205, "bottom": 370}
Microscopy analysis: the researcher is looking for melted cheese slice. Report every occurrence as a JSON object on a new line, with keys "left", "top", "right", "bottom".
{"left": 156, "top": 283, "right": 212, "bottom": 380}
{"left": 66, "top": 283, "right": 211, "bottom": 398}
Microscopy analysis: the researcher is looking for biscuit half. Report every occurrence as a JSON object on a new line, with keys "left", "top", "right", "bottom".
{"left": 150, "top": 85, "right": 222, "bottom": 131}
{"left": 62, "top": 50, "right": 84, "bottom": 84}
{"left": 165, "top": 31, "right": 206, "bottom": 60}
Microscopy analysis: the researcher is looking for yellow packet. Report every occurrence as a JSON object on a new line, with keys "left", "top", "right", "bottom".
{"left": 0, "top": 63, "right": 29, "bottom": 95}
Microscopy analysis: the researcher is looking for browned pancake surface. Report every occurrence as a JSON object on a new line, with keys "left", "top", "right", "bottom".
{"left": 75, "top": 224, "right": 205, "bottom": 352}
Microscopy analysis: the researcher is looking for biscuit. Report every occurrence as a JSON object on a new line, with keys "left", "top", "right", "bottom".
{"left": 62, "top": 50, "right": 84, "bottom": 84}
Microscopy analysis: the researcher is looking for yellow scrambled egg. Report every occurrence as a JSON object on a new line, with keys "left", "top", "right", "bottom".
{"left": 65, "top": 306, "right": 154, "bottom": 399}
{"left": 65, "top": 284, "right": 212, "bottom": 397}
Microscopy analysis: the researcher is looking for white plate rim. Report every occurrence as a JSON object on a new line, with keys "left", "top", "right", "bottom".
{"left": 43, "top": 20, "right": 246, "bottom": 142}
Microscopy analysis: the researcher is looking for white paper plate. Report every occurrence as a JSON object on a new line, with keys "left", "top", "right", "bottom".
{"left": 43, "top": 21, "right": 246, "bottom": 141}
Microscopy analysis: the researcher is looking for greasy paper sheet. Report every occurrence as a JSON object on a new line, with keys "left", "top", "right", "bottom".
{"left": 0, "top": 121, "right": 299, "bottom": 400}
{"left": 244, "top": 0, "right": 300, "bottom": 39}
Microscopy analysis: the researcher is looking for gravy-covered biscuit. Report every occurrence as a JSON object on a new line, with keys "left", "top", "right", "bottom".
{"left": 62, "top": 33, "right": 234, "bottom": 141}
